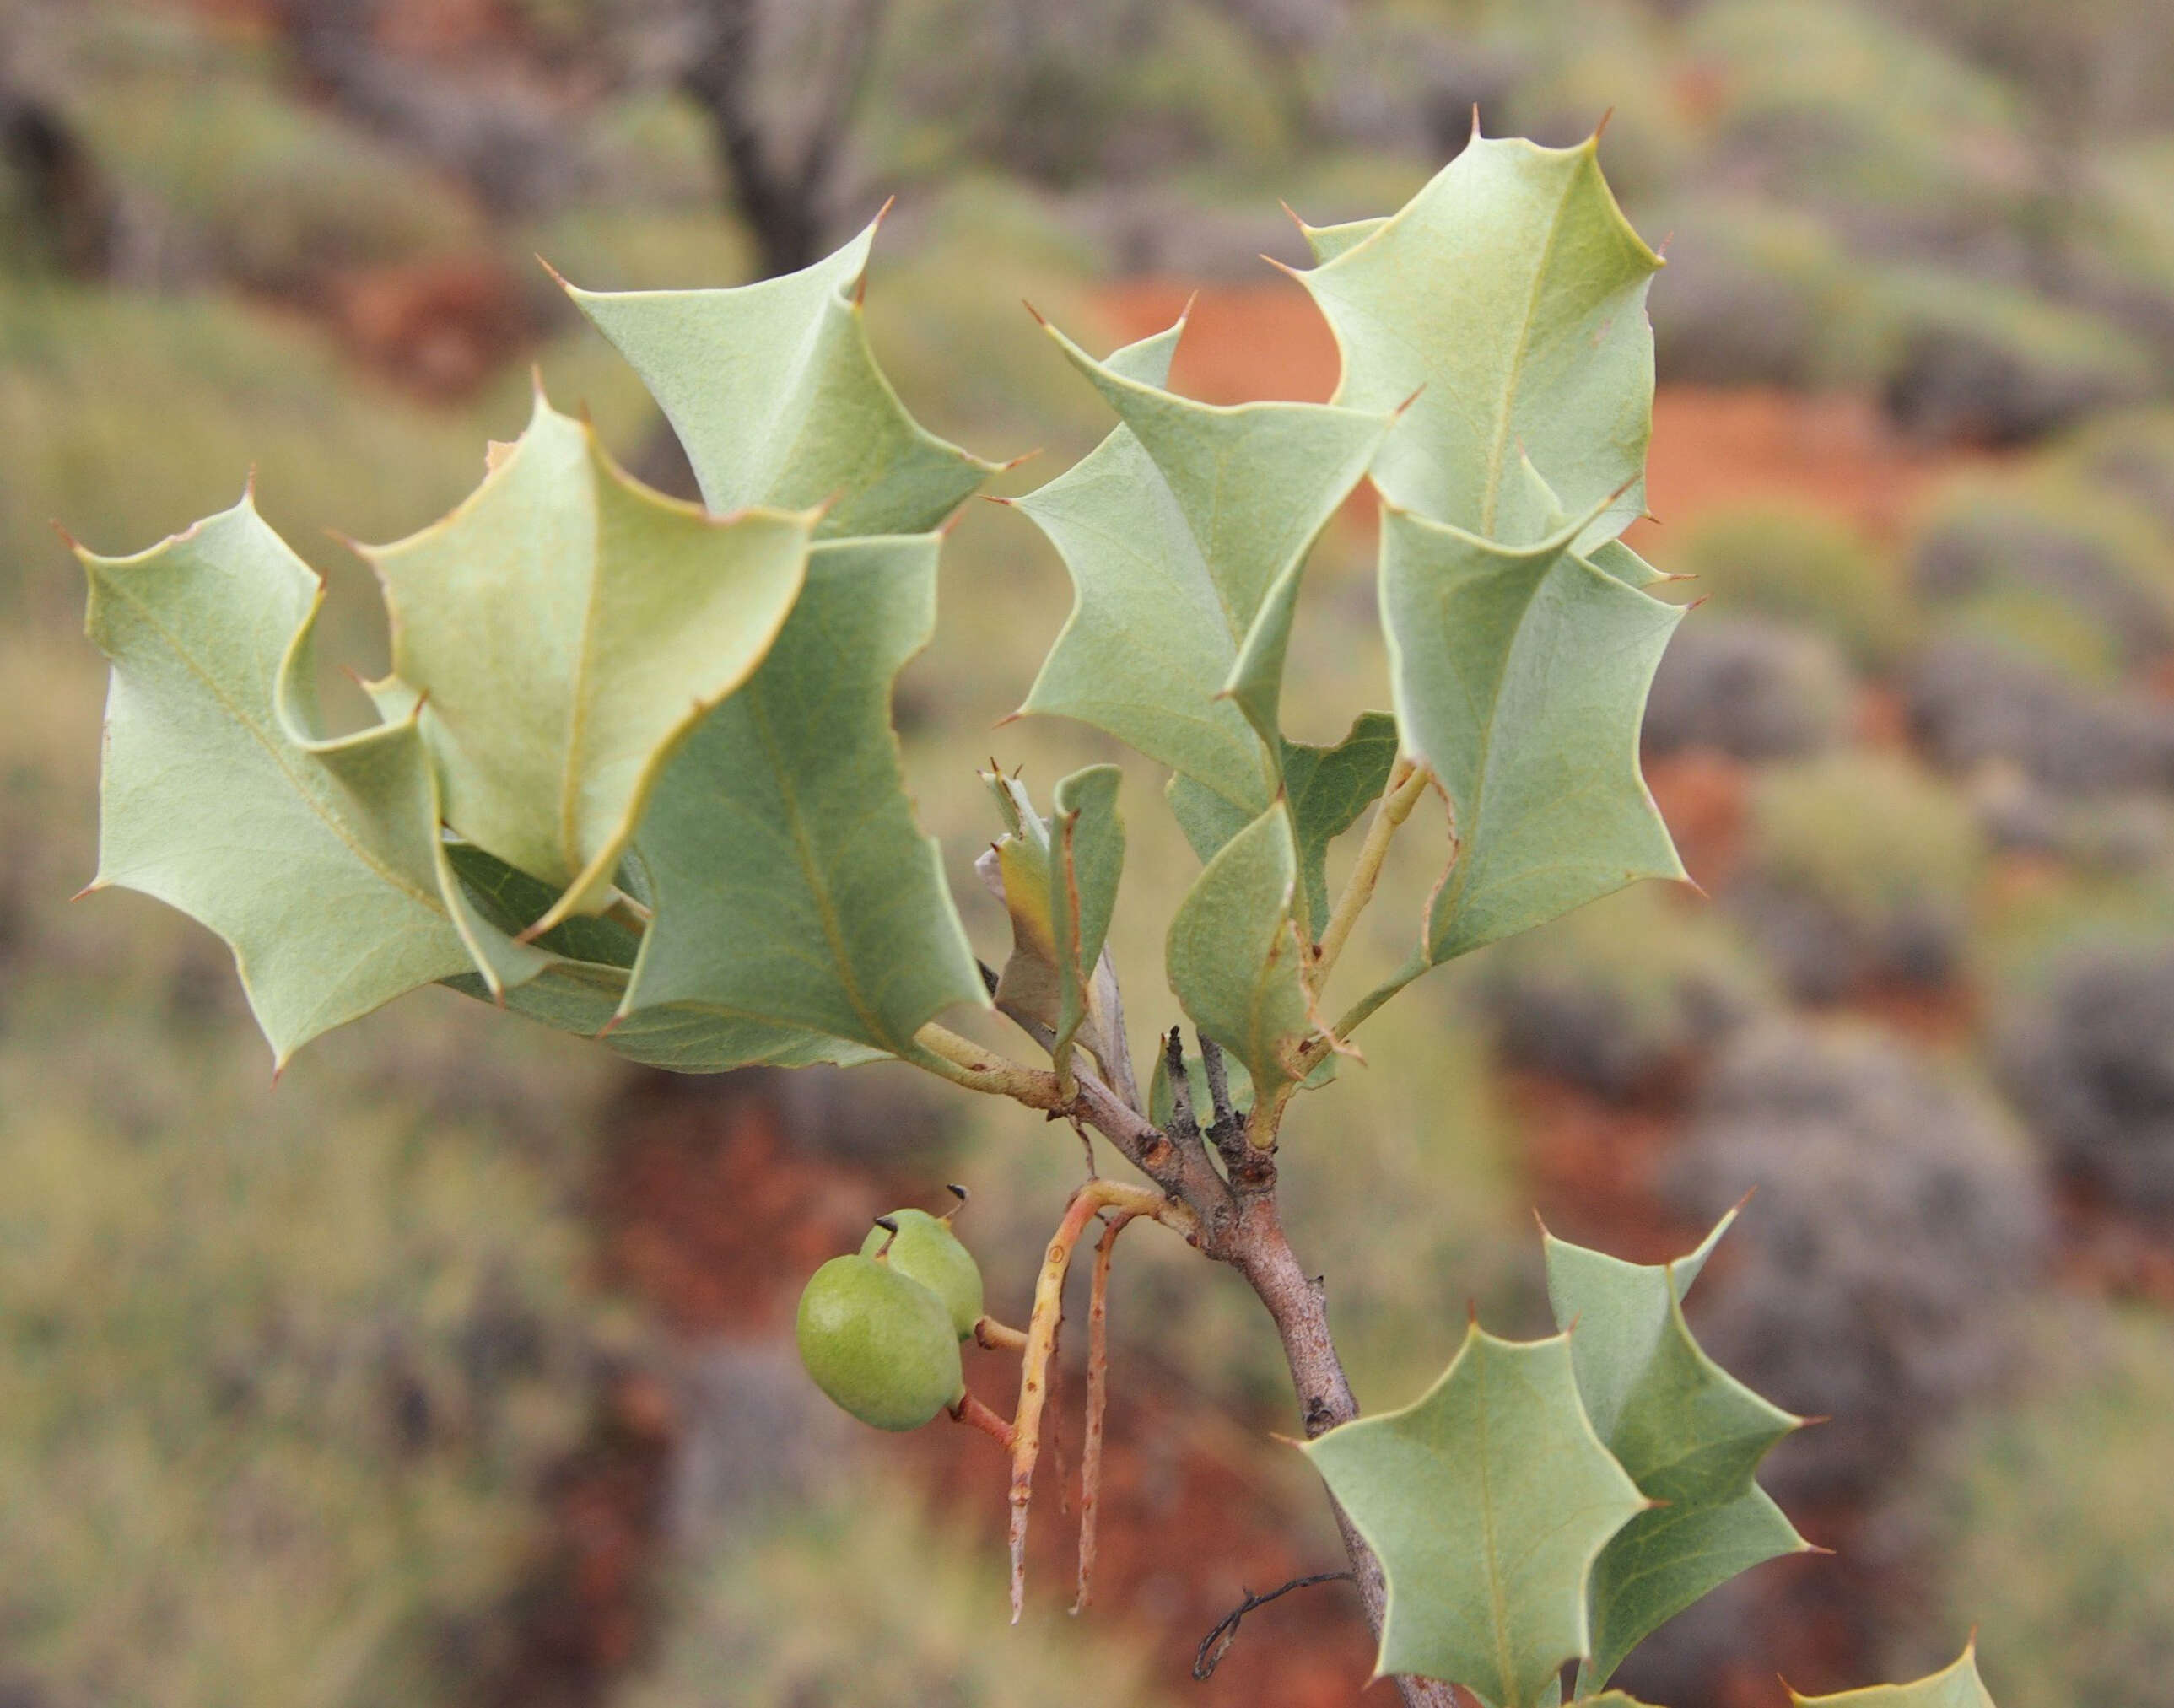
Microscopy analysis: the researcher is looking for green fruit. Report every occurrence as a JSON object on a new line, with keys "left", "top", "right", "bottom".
{"left": 796, "top": 1253, "right": 963, "bottom": 1431}
{"left": 860, "top": 1207, "right": 985, "bottom": 1340}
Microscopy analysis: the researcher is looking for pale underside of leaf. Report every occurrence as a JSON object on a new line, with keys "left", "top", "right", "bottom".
{"left": 561, "top": 217, "right": 998, "bottom": 538}
{"left": 1297, "top": 131, "right": 1662, "bottom": 547}
{"left": 78, "top": 497, "right": 547, "bottom": 1068}
{"left": 618, "top": 535, "right": 985, "bottom": 1057}
{"left": 1303, "top": 1325, "right": 1647, "bottom": 1707}
{"left": 361, "top": 391, "right": 815, "bottom": 934}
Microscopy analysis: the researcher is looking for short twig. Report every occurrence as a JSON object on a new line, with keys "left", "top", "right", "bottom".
{"left": 1193, "top": 1571, "right": 1356, "bottom": 1678}
{"left": 1161, "top": 1026, "right": 1199, "bottom": 1139}
{"left": 949, "top": 1391, "right": 1017, "bottom": 1450}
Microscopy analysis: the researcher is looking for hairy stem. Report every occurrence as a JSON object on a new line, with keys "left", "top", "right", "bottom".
{"left": 1312, "top": 757, "right": 1431, "bottom": 987}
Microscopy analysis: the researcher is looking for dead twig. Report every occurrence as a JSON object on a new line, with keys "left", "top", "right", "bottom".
{"left": 1193, "top": 1571, "right": 1356, "bottom": 1678}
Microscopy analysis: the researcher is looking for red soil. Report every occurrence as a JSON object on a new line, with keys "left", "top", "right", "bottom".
{"left": 1092, "top": 278, "right": 1995, "bottom": 547}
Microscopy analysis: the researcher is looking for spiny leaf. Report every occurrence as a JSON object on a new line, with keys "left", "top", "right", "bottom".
{"left": 974, "top": 764, "right": 1129, "bottom": 1086}
{"left": 1545, "top": 1210, "right": 1813, "bottom": 1688}
{"left": 1168, "top": 711, "right": 1400, "bottom": 940}
{"left": 1374, "top": 500, "right": 1685, "bottom": 989}
{"left": 1165, "top": 801, "right": 1316, "bottom": 1110}
{"left": 1788, "top": 1645, "right": 1999, "bottom": 1707}
{"left": 1284, "top": 711, "right": 1400, "bottom": 935}
{"left": 560, "top": 215, "right": 999, "bottom": 537}
{"left": 359, "top": 390, "right": 814, "bottom": 932}
{"left": 617, "top": 535, "right": 985, "bottom": 1058}
{"left": 441, "top": 842, "right": 883, "bottom": 1071}
{"left": 1016, "top": 312, "right": 1392, "bottom": 815}
{"left": 78, "top": 495, "right": 544, "bottom": 1068}
{"left": 1303, "top": 1323, "right": 1648, "bottom": 1706}
{"left": 1293, "top": 131, "right": 1661, "bottom": 546}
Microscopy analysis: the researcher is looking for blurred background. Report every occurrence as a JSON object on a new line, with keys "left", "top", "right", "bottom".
{"left": 3, "top": 0, "right": 2172, "bottom": 1703}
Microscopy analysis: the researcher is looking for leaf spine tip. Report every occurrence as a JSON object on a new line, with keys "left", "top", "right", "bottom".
{"left": 49, "top": 518, "right": 80, "bottom": 552}
{"left": 1276, "top": 197, "right": 1305, "bottom": 232}
{"left": 67, "top": 880, "right": 100, "bottom": 902}
{"left": 1594, "top": 105, "right": 1615, "bottom": 141}
{"left": 1470, "top": 101, "right": 1483, "bottom": 140}
{"left": 1258, "top": 253, "right": 1303, "bottom": 282}
{"left": 533, "top": 252, "right": 573, "bottom": 292}
{"left": 979, "top": 492, "right": 1016, "bottom": 507}
{"left": 1020, "top": 299, "right": 1048, "bottom": 327}
{"left": 991, "top": 709, "right": 1023, "bottom": 730}
{"left": 595, "top": 1010, "right": 625, "bottom": 1041}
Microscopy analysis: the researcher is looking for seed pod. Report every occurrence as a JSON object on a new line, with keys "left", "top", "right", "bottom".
{"left": 861, "top": 1207, "right": 985, "bottom": 1340}
{"left": 796, "top": 1253, "right": 964, "bottom": 1431}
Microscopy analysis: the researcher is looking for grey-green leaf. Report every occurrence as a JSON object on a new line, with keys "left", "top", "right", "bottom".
{"left": 1168, "top": 711, "right": 1400, "bottom": 944}
{"left": 1017, "top": 313, "right": 1391, "bottom": 815}
{"left": 1546, "top": 1211, "right": 1811, "bottom": 1688}
{"left": 440, "top": 842, "right": 882, "bottom": 1071}
{"left": 975, "top": 765, "right": 1130, "bottom": 1087}
{"left": 359, "top": 391, "right": 814, "bottom": 931}
{"left": 1165, "top": 801, "right": 1315, "bottom": 1105}
{"left": 1303, "top": 1324, "right": 1648, "bottom": 1706}
{"left": 1295, "top": 132, "right": 1661, "bottom": 545}
{"left": 1787, "top": 1646, "right": 1999, "bottom": 1707}
{"left": 1379, "top": 502, "right": 1686, "bottom": 973}
{"left": 618, "top": 535, "right": 986, "bottom": 1057}
{"left": 1285, "top": 711, "right": 1400, "bottom": 937}
{"left": 560, "top": 216, "right": 998, "bottom": 537}
{"left": 78, "top": 495, "right": 545, "bottom": 1068}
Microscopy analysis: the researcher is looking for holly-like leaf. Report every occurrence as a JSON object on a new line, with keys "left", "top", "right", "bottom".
{"left": 1788, "top": 1645, "right": 1998, "bottom": 1707}
{"left": 1016, "top": 312, "right": 1392, "bottom": 816}
{"left": 1285, "top": 711, "right": 1400, "bottom": 934}
{"left": 974, "top": 764, "right": 1129, "bottom": 1086}
{"left": 559, "top": 215, "right": 999, "bottom": 537}
{"left": 359, "top": 391, "right": 815, "bottom": 933}
{"left": 1375, "top": 501, "right": 1686, "bottom": 984}
{"left": 1292, "top": 130, "right": 1661, "bottom": 546}
{"left": 78, "top": 494, "right": 545, "bottom": 1069}
{"left": 440, "top": 842, "right": 882, "bottom": 1071}
{"left": 1303, "top": 1324, "right": 1648, "bottom": 1706}
{"left": 1165, "top": 801, "right": 1316, "bottom": 1109}
{"left": 616, "top": 534, "right": 985, "bottom": 1058}
{"left": 1168, "top": 711, "right": 1400, "bottom": 940}
{"left": 1546, "top": 1211, "right": 1812, "bottom": 1689}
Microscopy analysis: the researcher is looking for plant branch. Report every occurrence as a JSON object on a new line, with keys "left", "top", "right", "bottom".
{"left": 1311, "top": 757, "right": 1430, "bottom": 987}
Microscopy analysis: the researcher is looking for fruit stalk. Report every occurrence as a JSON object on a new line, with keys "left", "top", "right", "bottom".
{"left": 1071, "top": 1206, "right": 1136, "bottom": 1614}
{"left": 1008, "top": 1178, "right": 1165, "bottom": 1621}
